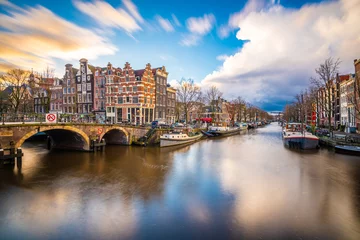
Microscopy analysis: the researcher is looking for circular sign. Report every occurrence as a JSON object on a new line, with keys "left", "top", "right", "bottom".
{"left": 97, "top": 128, "right": 103, "bottom": 135}
{"left": 46, "top": 114, "right": 56, "bottom": 122}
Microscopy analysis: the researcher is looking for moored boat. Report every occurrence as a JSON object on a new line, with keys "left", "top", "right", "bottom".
{"left": 334, "top": 145, "right": 360, "bottom": 156}
{"left": 283, "top": 123, "right": 319, "bottom": 150}
{"left": 160, "top": 131, "right": 203, "bottom": 147}
{"left": 207, "top": 126, "right": 240, "bottom": 137}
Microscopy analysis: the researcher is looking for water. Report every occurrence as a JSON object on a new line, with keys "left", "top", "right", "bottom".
{"left": 1, "top": 123, "right": 360, "bottom": 239}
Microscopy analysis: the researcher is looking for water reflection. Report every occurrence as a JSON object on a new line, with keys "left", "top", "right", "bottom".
{"left": 0, "top": 124, "right": 360, "bottom": 239}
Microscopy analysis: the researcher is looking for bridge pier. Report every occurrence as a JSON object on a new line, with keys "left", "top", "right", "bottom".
{"left": 0, "top": 142, "right": 24, "bottom": 168}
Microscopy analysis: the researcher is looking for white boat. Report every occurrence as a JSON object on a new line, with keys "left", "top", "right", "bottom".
{"left": 282, "top": 123, "right": 319, "bottom": 149}
{"left": 160, "top": 131, "right": 203, "bottom": 147}
{"left": 238, "top": 122, "right": 248, "bottom": 131}
{"left": 207, "top": 126, "right": 240, "bottom": 137}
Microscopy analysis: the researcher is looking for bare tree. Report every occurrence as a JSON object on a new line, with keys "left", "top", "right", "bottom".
{"left": 0, "top": 69, "right": 31, "bottom": 113}
{"left": 205, "top": 85, "right": 223, "bottom": 122}
{"left": 176, "top": 78, "right": 202, "bottom": 123}
{"left": 310, "top": 57, "right": 341, "bottom": 130}
{"left": 233, "top": 96, "right": 246, "bottom": 122}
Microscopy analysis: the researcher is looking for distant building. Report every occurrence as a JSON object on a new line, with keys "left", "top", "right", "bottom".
{"left": 166, "top": 86, "right": 176, "bottom": 124}
{"left": 153, "top": 66, "right": 168, "bottom": 121}
{"left": 49, "top": 78, "right": 63, "bottom": 114}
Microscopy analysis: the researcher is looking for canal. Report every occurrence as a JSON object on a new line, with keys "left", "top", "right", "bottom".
{"left": 1, "top": 123, "right": 360, "bottom": 239}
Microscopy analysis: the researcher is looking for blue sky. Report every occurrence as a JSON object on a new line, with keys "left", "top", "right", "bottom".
{"left": 1, "top": 0, "right": 359, "bottom": 111}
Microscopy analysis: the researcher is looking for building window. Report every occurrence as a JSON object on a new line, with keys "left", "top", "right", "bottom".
{"left": 127, "top": 86, "right": 132, "bottom": 92}
{"left": 126, "top": 97, "right": 130, "bottom": 103}
{"left": 117, "top": 72, "right": 120, "bottom": 76}
{"left": 144, "top": 97, "right": 147, "bottom": 104}
{"left": 108, "top": 70, "right": 111, "bottom": 75}
{"left": 72, "top": 87, "right": 75, "bottom": 93}
{"left": 87, "top": 83, "right": 91, "bottom": 91}
{"left": 64, "top": 97, "right": 67, "bottom": 103}
{"left": 126, "top": 76, "right": 130, "bottom": 82}
{"left": 87, "top": 93, "right": 92, "bottom": 102}
{"left": 68, "top": 96, "right": 71, "bottom": 104}
{"left": 63, "top": 88, "right": 66, "bottom": 94}
{"left": 67, "top": 79, "right": 70, "bottom": 85}
{"left": 77, "top": 84, "right": 81, "bottom": 92}
{"left": 126, "top": 70, "right": 129, "bottom": 75}
{"left": 133, "top": 86, "right": 137, "bottom": 92}
{"left": 78, "top": 94, "right": 82, "bottom": 103}
{"left": 133, "top": 96, "right": 138, "bottom": 103}
{"left": 118, "top": 97, "right": 123, "bottom": 104}
{"left": 136, "top": 76, "right": 141, "bottom": 81}
{"left": 82, "top": 83, "right": 86, "bottom": 92}
{"left": 118, "top": 87, "right": 122, "bottom": 93}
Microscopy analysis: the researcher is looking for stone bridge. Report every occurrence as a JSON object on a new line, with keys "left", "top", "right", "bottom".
{"left": 0, "top": 123, "right": 150, "bottom": 151}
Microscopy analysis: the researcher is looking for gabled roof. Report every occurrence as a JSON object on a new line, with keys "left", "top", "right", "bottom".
{"left": 134, "top": 69, "right": 145, "bottom": 76}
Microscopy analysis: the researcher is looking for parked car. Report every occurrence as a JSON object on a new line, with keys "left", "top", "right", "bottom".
{"left": 151, "top": 120, "right": 169, "bottom": 129}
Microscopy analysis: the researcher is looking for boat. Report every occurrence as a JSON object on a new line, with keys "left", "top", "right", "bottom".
{"left": 334, "top": 145, "right": 360, "bottom": 156}
{"left": 206, "top": 125, "right": 240, "bottom": 137}
{"left": 282, "top": 123, "right": 319, "bottom": 150}
{"left": 237, "top": 122, "right": 248, "bottom": 131}
{"left": 160, "top": 131, "right": 203, "bottom": 147}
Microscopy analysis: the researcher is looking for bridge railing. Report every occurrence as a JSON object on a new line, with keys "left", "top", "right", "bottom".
{"left": 0, "top": 112, "right": 151, "bottom": 127}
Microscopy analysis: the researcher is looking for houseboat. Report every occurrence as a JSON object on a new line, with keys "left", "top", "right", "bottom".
{"left": 283, "top": 123, "right": 319, "bottom": 150}
{"left": 160, "top": 131, "right": 203, "bottom": 147}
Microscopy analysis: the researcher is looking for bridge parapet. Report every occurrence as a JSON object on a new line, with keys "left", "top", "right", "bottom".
{"left": 0, "top": 123, "right": 149, "bottom": 151}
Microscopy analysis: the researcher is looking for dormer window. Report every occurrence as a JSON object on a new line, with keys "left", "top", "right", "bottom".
{"left": 126, "top": 70, "right": 129, "bottom": 75}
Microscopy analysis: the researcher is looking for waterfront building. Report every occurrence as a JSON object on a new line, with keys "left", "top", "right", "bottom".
{"left": 339, "top": 74, "right": 356, "bottom": 130}
{"left": 354, "top": 59, "right": 360, "bottom": 131}
{"left": 76, "top": 58, "right": 94, "bottom": 116}
{"left": 49, "top": 78, "right": 63, "bottom": 114}
{"left": 166, "top": 86, "right": 176, "bottom": 124}
{"left": 153, "top": 66, "right": 168, "bottom": 121}
{"left": 94, "top": 67, "right": 106, "bottom": 123}
{"left": 62, "top": 64, "right": 77, "bottom": 115}
{"left": 105, "top": 62, "right": 156, "bottom": 124}
{"left": 316, "top": 81, "right": 336, "bottom": 128}
{"left": 31, "top": 74, "right": 53, "bottom": 114}
{"left": 104, "top": 62, "right": 122, "bottom": 124}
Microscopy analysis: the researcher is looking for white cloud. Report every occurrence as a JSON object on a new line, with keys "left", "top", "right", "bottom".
{"left": 202, "top": 0, "right": 360, "bottom": 109}
{"left": 219, "top": 0, "right": 277, "bottom": 39}
{"left": 156, "top": 15, "right": 175, "bottom": 32}
{"left": 216, "top": 55, "right": 229, "bottom": 61}
{"left": 0, "top": 2, "right": 117, "bottom": 73}
{"left": 73, "top": 0, "right": 142, "bottom": 33}
{"left": 172, "top": 14, "right": 181, "bottom": 27}
{"left": 123, "top": 0, "right": 144, "bottom": 23}
{"left": 186, "top": 13, "right": 215, "bottom": 35}
{"left": 180, "top": 13, "right": 216, "bottom": 47}
{"left": 179, "top": 34, "right": 201, "bottom": 47}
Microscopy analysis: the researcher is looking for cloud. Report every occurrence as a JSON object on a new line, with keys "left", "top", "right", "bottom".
{"left": 180, "top": 13, "right": 216, "bottom": 47}
{"left": 73, "top": 0, "right": 142, "bottom": 33}
{"left": 216, "top": 55, "right": 229, "bottom": 61}
{"left": 202, "top": 0, "right": 360, "bottom": 111}
{"left": 156, "top": 15, "right": 175, "bottom": 32}
{"left": 218, "top": 0, "right": 277, "bottom": 39}
{"left": 172, "top": 14, "right": 181, "bottom": 27}
{"left": 0, "top": 2, "right": 117, "bottom": 73}
{"left": 179, "top": 34, "right": 201, "bottom": 47}
{"left": 186, "top": 13, "right": 215, "bottom": 35}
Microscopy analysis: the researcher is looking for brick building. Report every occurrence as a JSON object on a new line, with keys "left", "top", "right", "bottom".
{"left": 94, "top": 67, "right": 106, "bottom": 123}
{"left": 354, "top": 59, "right": 360, "bottom": 130}
{"left": 105, "top": 62, "right": 156, "bottom": 124}
{"left": 76, "top": 58, "right": 94, "bottom": 116}
{"left": 62, "top": 64, "right": 77, "bottom": 114}
{"left": 49, "top": 78, "right": 63, "bottom": 114}
{"left": 166, "top": 86, "right": 176, "bottom": 124}
{"left": 153, "top": 66, "right": 168, "bottom": 121}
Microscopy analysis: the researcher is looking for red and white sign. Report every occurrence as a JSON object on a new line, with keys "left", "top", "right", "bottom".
{"left": 46, "top": 113, "right": 57, "bottom": 123}
{"left": 97, "top": 128, "right": 103, "bottom": 135}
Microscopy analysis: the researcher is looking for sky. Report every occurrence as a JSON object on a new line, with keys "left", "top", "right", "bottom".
{"left": 0, "top": 0, "right": 359, "bottom": 111}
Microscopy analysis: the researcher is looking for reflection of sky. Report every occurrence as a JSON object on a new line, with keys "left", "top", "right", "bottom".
{"left": 1, "top": 125, "right": 360, "bottom": 239}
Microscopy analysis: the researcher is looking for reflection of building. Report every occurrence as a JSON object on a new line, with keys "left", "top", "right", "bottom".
{"left": 153, "top": 66, "right": 168, "bottom": 121}
{"left": 166, "top": 86, "right": 176, "bottom": 124}
{"left": 62, "top": 64, "right": 77, "bottom": 114}
{"left": 76, "top": 58, "right": 94, "bottom": 115}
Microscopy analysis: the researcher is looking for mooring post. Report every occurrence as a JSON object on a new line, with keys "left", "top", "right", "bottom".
{"left": 9, "top": 141, "right": 15, "bottom": 164}
{"left": 0, "top": 149, "right": 4, "bottom": 168}
{"left": 102, "top": 139, "right": 106, "bottom": 151}
{"left": 17, "top": 147, "right": 22, "bottom": 169}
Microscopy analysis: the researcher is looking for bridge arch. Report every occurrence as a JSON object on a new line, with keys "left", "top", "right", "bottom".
{"left": 16, "top": 126, "right": 90, "bottom": 151}
{"left": 100, "top": 127, "right": 130, "bottom": 145}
